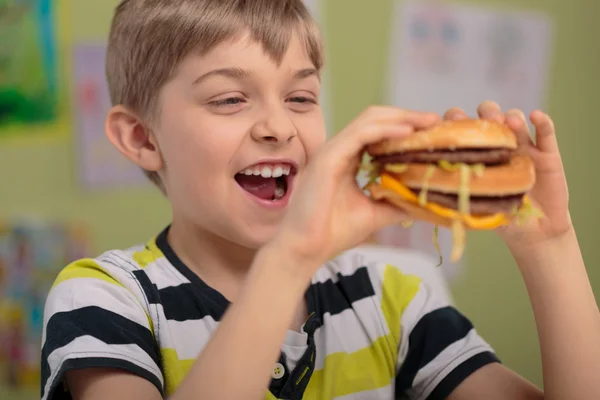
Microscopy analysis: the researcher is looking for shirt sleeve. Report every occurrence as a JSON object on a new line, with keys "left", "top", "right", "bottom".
{"left": 393, "top": 273, "right": 500, "bottom": 400}
{"left": 41, "top": 259, "right": 164, "bottom": 400}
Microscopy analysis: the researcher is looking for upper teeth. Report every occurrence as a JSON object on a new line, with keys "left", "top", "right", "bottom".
{"left": 241, "top": 164, "right": 292, "bottom": 178}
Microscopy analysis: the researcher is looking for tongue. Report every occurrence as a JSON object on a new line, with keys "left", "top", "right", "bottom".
{"left": 235, "top": 175, "right": 277, "bottom": 200}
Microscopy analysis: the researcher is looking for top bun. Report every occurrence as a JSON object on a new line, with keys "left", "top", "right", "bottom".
{"left": 369, "top": 119, "right": 518, "bottom": 155}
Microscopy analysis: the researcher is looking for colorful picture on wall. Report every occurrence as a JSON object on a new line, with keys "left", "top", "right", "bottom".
{"left": 0, "top": 1, "right": 57, "bottom": 126}
{"left": 0, "top": 0, "right": 68, "bottom": 143}
{"left": 0, "top": 218, "right": 91, "bottom": 390}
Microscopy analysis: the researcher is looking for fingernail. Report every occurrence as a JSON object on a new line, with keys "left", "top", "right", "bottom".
{"left": 506, "top": 115, "right": 521, "bottom": 126}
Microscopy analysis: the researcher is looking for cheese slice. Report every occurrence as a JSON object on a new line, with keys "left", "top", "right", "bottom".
{"left": 380, "top": 173, "right": 512, "bottom": 230}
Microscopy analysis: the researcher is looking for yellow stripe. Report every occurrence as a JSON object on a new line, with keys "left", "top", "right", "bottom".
{"left": 296, "top": 366, "right": 310, "bottom": 385}
{"left": 303, "top": 265, "right": 421, "bottom": 398}
{"left": 303, "top": 335, "right": 395, "bottom": 398}
{"left": 51, "top": 259, "right": 122, "bottom": 290}
{"left": 51, "top": 259, "right": 156, "bottom": 338}
{"left": 161, "top": 348, "right": 196, "bottom": 396}
{"left": 133, "top": 238, "right": 165, "bottom": 268}
{"left": 380, "top": 264, "right": 422, "bottom": 346}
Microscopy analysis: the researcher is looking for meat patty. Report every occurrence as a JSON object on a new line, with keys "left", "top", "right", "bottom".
{"left": 411, "top": 189, "right": 524, "bottom": 215}
{"left": 374, "top": 148, "right": 513, "bottom": 166}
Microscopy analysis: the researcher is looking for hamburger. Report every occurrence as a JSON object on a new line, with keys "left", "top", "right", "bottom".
{"left": 364, "top": 118, "right": 540, "bottom": 262}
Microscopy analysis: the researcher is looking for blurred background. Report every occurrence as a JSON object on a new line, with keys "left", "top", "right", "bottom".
{"left": 0, "top": 0, "right": 598, "bottom": 399}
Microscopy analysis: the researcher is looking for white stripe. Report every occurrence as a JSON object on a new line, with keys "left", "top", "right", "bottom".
{"left": 124, "top": 244, "right": 146, "bottom": 254}
{"left": 334, "top": 383, "right": 394, "bottom": 399}
{"left": 43, "top": 336, "right": 163, "bottom": 400}
{"left": 312, "top": 266, "right": 340, "bottom": 284}
{"left": 313, "top": 299, "right": 387, "bottom": 370}
{"left": 43, "top": 278, "right": 150, "bottom": 346}
{"left": 411, "top": 330, "right": 493, "bottom": 399}
{"left": 155, "top": 306, "right": 218, "bottom": 360}
{"left": 281, "top": 330, "right": 309, "bottom": 371}
{"left": 143, "top": 259, "right": 190, "bottom": 290}
{"left": 397, "top": 282, "right": 449, "bottom": 372}
{"left": 351, "top": 296, "right": 391, "bottom": 340}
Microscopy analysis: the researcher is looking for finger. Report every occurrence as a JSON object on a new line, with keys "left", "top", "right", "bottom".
{"left": 443, "top": 107, "right": 469, "bottom": 121}
{"left": 377, "top": 109, "right": 440, "bottom": 130}
{"left": 353, "top": 106, "right": 441, "bottom": 130}
{"left": 505, "top": 109, "right": 534, "bottom": 147}
{"left": 336, "top": 110, "right": 441, "bottom": 159}
{"left": 330, "top": 122, "right": 416, "bottom": 163}
{"left": 477, "top": 101, "right": 504, "bottom": 123}
{"left": 530, "top": 110, "right": 559, "bottom": 154}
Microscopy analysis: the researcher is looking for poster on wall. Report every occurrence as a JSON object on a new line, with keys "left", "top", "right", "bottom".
{"left": 387, "top": 0, "right": 552, "bottom": 117}
{"left": 382, "top": 0, "right": 553, "bottom": 281}
{"left": 72, "top": 44, "right": 148, "bottom": 190}
{"left": 0, "top": 0, "right": 69, "bottom": 144}
{"left": 0, "top": 218, "right": 91, "bottom": 390}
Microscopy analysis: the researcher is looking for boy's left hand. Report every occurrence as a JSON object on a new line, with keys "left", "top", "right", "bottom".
{"left": 443, "top": 101, "right": 573, "bottom": 249}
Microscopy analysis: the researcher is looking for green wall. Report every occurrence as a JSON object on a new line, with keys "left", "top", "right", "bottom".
{"left": 2, "top": 0, "right": 598, "bottom": 398}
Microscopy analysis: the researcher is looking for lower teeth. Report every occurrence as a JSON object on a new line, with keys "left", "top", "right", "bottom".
{"left": 272, "top": 178, "right": 286, "bottom": 200}
{"left": 273, "top": 187, "right": 285, "bottom": 200}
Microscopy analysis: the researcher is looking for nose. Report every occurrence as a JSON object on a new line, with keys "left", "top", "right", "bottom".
{"left": 250, "top": 108, "right": 297, "bottom": 146}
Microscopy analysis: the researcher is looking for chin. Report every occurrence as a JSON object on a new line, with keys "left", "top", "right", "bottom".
{"left": 240, "top": 223, "right": 283, "bottom": 249}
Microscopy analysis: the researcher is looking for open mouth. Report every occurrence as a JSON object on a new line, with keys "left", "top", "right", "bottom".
{"left": 234, "top": 163, "right": 296, "bottom": 202}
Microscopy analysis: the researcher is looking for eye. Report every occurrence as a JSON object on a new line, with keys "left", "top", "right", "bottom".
{"left": 210, "top": 97, "right": 245, "bottom": 107}
{"left": 286, "top": 95, "right": 318, "bottom": 113}
{"left": 287, "top": 96, "right": 317, "bottom": 104}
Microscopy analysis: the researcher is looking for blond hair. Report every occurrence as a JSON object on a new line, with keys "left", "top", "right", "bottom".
{"left": 106, "top": 0, "right": 324, "bottom": 190}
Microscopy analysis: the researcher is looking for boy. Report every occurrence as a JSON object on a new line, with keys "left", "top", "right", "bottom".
{"left": 42, "top": 1, "right": 599, "bottom": 399}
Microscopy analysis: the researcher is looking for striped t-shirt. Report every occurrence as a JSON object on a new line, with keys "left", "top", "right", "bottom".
{"left": 41, "top": 227, "right": 499, "bottom": 400}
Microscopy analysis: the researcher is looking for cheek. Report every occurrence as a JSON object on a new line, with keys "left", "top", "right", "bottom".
{"left": 159, "top": 107, "right": 234, "bottom": 168}
{"left": 157, "top": 120, "right": 235, "bottom": 196}
{"left": 297, "top": 116, "right": 327, "bottom": 156}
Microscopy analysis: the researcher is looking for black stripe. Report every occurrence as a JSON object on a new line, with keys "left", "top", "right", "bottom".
{"left": 43, "top": 357, "right": 164, "bottom": 400}
{"left": 310, "top": 266, "right": 375, "bottom": 325}
{"left": 41, "top": 306, "right": 161, "bottom": 398}
{"left": 155, "top": 226, "right": 230, "bottom": 315}
{"left": 132, "top": 269, "right": 161, "bottom": 304}
{"left": 426, "top": 351, "right": 500, "bottom": 400}
{"left": 158, "top": 283, "right": 227, "bottom": 322}
{"left": 395, "top": 306, "right": 474, "bottom": 394}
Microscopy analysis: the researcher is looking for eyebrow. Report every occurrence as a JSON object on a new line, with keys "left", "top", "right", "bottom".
{"left": 192, "top": 67, "right": 319, "bottom": 85}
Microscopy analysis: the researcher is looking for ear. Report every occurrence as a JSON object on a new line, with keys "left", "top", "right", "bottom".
{"left": 105, "top": 105, "right": 163, "bottom": 173}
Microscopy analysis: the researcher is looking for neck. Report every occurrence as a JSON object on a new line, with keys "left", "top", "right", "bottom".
{"left": 167, "top": 216, "right": 258, "bottom": 301}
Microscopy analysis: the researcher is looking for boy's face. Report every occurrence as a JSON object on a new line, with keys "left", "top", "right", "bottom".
{"left": 156, "top": 32, "right": 326, "bottom": 248}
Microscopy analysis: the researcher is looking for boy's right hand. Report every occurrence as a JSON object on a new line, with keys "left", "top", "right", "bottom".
{"left": 273, "top": 106, "right": 441, "bottom": 275}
